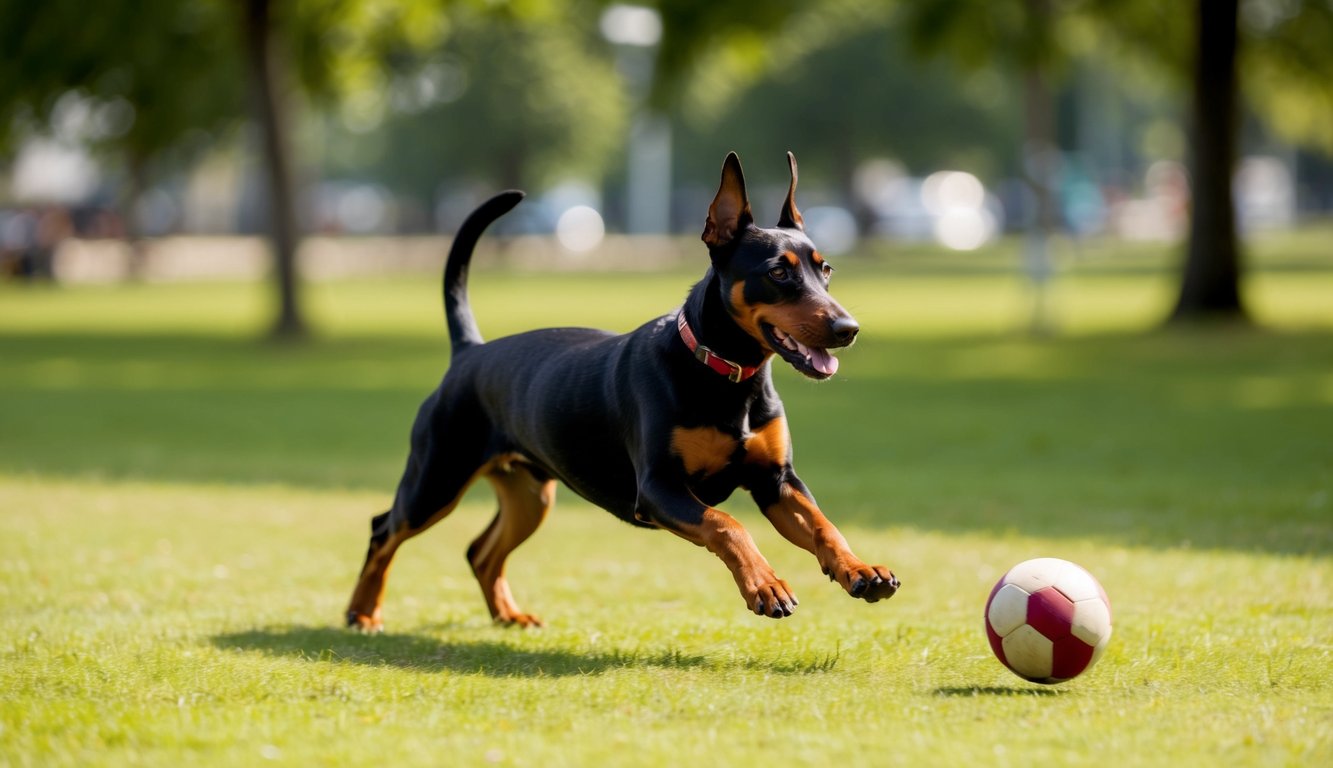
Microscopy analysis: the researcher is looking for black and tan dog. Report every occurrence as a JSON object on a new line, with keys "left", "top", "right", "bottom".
{"left": 347, "top": 152, "right": 899, "bottom": 631}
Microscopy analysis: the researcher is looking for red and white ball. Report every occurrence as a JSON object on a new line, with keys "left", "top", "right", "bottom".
{"left": 984, "top": 557, "right": 1112, "bottom": 684}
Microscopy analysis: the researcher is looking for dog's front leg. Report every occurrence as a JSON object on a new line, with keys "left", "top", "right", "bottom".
{"left": 755, "top": 477, "right": 900, "bottom": 603}
{"left": 636, "top": 480, "right": 798, "bottom": 618}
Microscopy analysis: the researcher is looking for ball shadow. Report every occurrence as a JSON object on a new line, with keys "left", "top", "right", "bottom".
{"left": 933, "top": 685, "right": 1065, "bottom": 697}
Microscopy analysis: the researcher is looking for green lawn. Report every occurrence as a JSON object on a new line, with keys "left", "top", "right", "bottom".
{"left": 1, "top": 236, "right": 1330, "bottom": 766}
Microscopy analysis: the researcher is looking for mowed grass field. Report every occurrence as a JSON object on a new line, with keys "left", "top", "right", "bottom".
{"left": 1, "top": 232, "right": 1330, "bottom": 766}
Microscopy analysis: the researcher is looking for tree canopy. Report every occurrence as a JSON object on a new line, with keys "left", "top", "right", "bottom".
{"left": 318, "top": 0, "right": 626, "bottom": 199}
{"left": 4, "top": 0, "right": 1332, "bottom": 332}
{"left": 0, "top": 0, "right": 242, "bottom": 167}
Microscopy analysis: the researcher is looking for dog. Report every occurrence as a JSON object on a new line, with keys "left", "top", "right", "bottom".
{"left": 346, "top": 152, "right": 899, "bottom": 631}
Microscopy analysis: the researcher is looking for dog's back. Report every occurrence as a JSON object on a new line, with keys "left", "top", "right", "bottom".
{"left": 438, "top": 323, "right": 648, "bottom": 517}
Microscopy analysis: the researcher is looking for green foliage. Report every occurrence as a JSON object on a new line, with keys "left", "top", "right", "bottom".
{"left": 1241, "top": 1, "right": 1333, "bottom": 152}
{"left": 901, "top": 0, "right": 1073, "bottom": 73}
{"left": 0, "top": 0, "right": 243, "bottom": 160}
{"left": 319, "top": 0, "right": 626, "bottom": 196}
{"left": 647, "top": 0, "right": 809, "bottom": 112}
{"left": 1080, "top": 0, "right": 1333, "bottom": 153}
{"left": 674, "top": 20, "right": 1023, "bottom": 185}
{"left": 0, "top": 244, "right": 1330, "bottom": 765}
{"left": 0, "top": 0, "right": 451, "bottom": 176}
{"left": 288, "top": 0, "right": 452, "bottom": 102}
{"left": 653, "top": 0, "right": 889, "bottom": 120}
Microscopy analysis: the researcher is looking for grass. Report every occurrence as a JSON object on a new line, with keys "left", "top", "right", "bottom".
{"left": 1, "top": 233, "right": 1330, "bottom": 766}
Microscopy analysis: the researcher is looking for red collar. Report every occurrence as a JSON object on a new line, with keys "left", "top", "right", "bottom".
{"left": 676, "top": 312, "right": 762, "bottom": 383}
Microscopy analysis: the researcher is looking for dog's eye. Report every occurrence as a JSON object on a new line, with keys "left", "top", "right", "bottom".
{"left": 768, "top": 266, "right": 789, "bottom": 281}
{"left": 821, "top": 263, "right": 834, "bottom": 281}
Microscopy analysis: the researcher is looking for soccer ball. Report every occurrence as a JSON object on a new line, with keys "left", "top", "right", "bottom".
{"left": 984, "top": 557, "right": 1112, "bottom": 684}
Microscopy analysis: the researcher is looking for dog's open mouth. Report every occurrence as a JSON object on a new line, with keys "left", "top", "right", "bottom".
{"left": 764, "top": 324, "right": 840, "bottom": 379}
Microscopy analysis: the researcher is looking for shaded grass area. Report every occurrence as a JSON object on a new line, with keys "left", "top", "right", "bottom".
{"left": 210, "top": 625, "right": 851, "bottom": 677}
{"left": 0, "top": 255, "right": 1330, "bottom": 766}
{"left": 1, "top": 271, "right": 1328, "bottom": 553}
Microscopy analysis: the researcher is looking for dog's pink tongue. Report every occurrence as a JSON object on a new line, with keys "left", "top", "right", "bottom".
{"left": 809, "top": 348, "right": 839, "bottom": 376}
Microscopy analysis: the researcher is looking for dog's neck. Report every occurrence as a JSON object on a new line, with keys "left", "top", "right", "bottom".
{"left": 680, "top": 268, "right": 770, "bottom": 370}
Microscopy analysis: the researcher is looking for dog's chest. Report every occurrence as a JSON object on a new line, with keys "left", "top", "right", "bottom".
{"left": 669, "top": 416, "right": 789, "bottom": 479}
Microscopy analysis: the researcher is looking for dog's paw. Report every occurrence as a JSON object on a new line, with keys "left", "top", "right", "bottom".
{"left": 346, "top": 611, "right": 384, "bottom": 633}
{"left": 748, "top": 579, "right": 799, "bottom": 618}
{"left": 831, "top": 563, "right": 900, "bottom": 603}
{"left": 494, "top": 612, "right": 545, "bottom": 629}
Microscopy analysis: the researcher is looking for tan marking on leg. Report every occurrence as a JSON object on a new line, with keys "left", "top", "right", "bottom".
{"left": 468, "top": 461, "right": 554, "bottom": 627}
{"left": 346, "top": 453, "right": 524, "bottom": 632}
{"left": 671, "top": 506, "right": 797, "bottom": 617}
{"left": 347, "top": 529, "right": 405, "bottom": 632}
{"left": 763, "top": 484, "right": 898, "bottom": 602}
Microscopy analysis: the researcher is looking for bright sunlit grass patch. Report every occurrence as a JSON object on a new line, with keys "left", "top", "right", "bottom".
{"left": 0, "top": 477, "right": 1328, "bottom": 767}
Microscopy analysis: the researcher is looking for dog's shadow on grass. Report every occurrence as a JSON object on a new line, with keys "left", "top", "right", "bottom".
{"left": 212, "top": 625, "right": 827, "bottom": 677}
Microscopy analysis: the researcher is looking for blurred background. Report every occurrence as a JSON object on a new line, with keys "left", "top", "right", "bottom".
{"left": 1, "top": 0, "right": 1330, "bottom": 336}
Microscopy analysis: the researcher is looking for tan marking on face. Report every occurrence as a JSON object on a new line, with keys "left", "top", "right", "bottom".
{"left": 671, "top": 426, "right": 739, "bottom": 477}
{"left": 728, "top": 281, "right": 766, "bottom": 343}
{"left": 783, "top": 251, "right": 799, "bottom": 267}
{"left": 744, "top": 416, "right": 790, "bottom": 467}
{"left": 811, "top": 251, "right": 825, "bottom": 266}
{"left": 730, "top": 276, "right": 850, "bottom": 352}
{"left": 761, "top": 298, "right": 840, "bottom": 348}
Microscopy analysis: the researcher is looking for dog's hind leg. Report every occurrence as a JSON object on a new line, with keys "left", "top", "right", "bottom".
{"left": 346, "top": 508, "right": 403, "bottom": 632}
{"left": 467, "top": 458, "right": 554, "bottom": 628}
{"left": 346, "top": 444, "right": 488, "bottom": 633}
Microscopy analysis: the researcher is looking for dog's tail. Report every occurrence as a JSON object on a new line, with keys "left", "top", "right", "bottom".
{"left": 444, "top": 190, "right": 525, "bottom": 354}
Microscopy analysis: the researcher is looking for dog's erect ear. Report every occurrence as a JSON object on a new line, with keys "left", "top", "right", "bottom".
{"left": 702, "top": 152, "right": 753, "bottom": 248}
{"left": 777, "top": 151, "right": 804, "bottom": 231}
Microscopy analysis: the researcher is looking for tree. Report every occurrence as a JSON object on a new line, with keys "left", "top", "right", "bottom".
{"left": 0, "top": 0, "right": 243, "bottom": 257}
{"left": 1076, "top": 0, "right": 1333, "bottom": 324}
{"left": 240, "top": 0, "right": 448, "bottom": 339}
{"left": 1168, "top": 0, "right": 1333, "bottom": 322}
{"left": 0, "top": 0, "right": 446, "bottom": 339}
{"left": 1171, "top": 0, "right": 1244, "bottom": 322}
{"left": 243, "top": 0, "right": 307, "bottom": 338}
{"left": 896, "top": 0, "right": 1076, "bottom": 331}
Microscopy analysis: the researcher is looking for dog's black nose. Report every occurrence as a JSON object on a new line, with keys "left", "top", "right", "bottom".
{"left": 831, "top": 316, "right": 859, "bottom": 344}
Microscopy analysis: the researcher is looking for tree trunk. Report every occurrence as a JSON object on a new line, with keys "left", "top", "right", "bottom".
{"left": 1019, "top": 0, "right": 1057, "bottom": 335}
{"left": 1171, "top": 0, "right": 1246, "bottom": 324}
{"left": 123, "top": 148, "right": 149, "bottom": 282}
{"left": 1021, "top": 65, "right": 1057, "bottom": 335}
{"left": 242, "top": 0, "right": 307, "bottom": 340}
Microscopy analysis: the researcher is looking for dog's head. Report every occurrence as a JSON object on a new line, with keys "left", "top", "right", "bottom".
{"left": 701, "top": 152, "right": 859, "bottom": 381}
